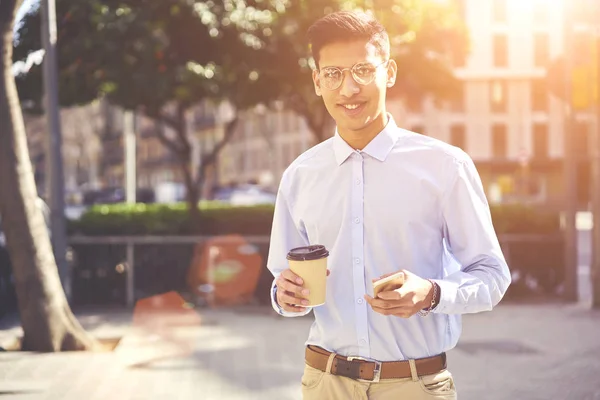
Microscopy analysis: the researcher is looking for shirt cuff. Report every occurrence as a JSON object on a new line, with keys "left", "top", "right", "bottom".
{"left": 270, "top": 279, "right": 312, "bottom": 317}
{"left": 430, "top": 278, "right": 459, "bottom": 314}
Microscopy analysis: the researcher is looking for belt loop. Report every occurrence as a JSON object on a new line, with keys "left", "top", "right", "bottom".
{"left": 325, "top": 353, "right": 336, "bottom": 374}
{"left": 408, "top": 359, "right": 419, "bottom": 382}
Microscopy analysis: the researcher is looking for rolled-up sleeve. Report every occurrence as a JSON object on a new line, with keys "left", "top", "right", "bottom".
{"left": 432, "top": 154, "right": 511, "bottom": 315}
{"left": 267, "top": 183, "right": 312, "bottom": 317}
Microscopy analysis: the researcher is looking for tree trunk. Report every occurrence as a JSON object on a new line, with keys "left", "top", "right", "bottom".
{"left": 0, "top": 3, "right": 98, "bottom": 352}
{"left": 181, "top": 157, "right": 201, "bottom": 226}
{"left": 195, "top": 116, "right": 239, "bottom": 195}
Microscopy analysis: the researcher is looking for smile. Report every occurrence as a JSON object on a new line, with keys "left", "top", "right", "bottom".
{"left": 342, "top": 104, "right": 361, "bottom": 110}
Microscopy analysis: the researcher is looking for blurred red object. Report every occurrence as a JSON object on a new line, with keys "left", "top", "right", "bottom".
{"left": 121, "top": 291, "right": 201, "bottom": 367}
{"left": 132, "top": 290, "right": 200, "bottom": 329}
{"left": 187, "top": 234, "right": 262, "bottom": 306}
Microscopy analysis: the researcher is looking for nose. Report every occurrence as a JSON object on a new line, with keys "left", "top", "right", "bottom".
{"left": 339, "top": 70, "right": 360, "bottom": 97}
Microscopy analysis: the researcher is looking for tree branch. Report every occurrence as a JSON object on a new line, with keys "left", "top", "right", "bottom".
{"left": 195, "top": 116, "right": 239, "bottom": 187}
{"left": 174, "top": 103, "right": 191, "bottom": 154}
{"left": 157, "top": 111, "right": 180, "bottom": 133}
{"left": 153, "top": 121, "right": 182, "bottom": 155}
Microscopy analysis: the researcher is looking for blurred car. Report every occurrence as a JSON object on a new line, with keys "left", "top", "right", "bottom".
{"left": 213, "top": 184, "right": 276, "bottom": 206}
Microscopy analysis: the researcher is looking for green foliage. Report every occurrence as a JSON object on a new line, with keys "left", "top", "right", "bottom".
{"left": 14, "top": 0, "right": 469, "bottom": 140}
{"left": 13, "top": 0, "right": 280, "bottom": 114}
{"left": 68, "top": 202, "right": 276, "bottom": 235}
{"left": 70, "top": 202, "right": 561, "bottom": 236}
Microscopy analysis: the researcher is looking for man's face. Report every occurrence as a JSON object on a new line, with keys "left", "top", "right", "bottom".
{"left": 312, "top": 40, "right": 397, "bottom": 134}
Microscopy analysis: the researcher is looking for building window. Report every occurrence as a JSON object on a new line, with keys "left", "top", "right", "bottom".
{"left": 532, "top": 124, "right": 548, "bottom": 158}
{"left": 531, "top": 79, "right": 548, "bottom": 111}
{"left": 410, "top": 125, "right": 426, "bottom": 135}
{"left": 490, "top": 81, "right": 507, "bottom": 113}
{"left": 534, "top": 33, "right": 549, "bottom": 67}
{"left": 493, "top": 35, "right": 508, "bottom": 67}
{"left": 450, "top": 125, "right": 466, "bottom": 151}
{"left": 493, "top": 0, "right": 507, "bottom": 23}
{"left": 491, "top": 124, "right": 507, "bottom": 158}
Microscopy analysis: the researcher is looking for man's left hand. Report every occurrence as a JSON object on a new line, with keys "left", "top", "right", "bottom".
{"left": 364, "top": 270, "right": 434, "bottom": 318}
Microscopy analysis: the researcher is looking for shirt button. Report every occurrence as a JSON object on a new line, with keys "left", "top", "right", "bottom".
{"left": 359, "top": 339, "right": 367, "bottom": 345}
{"left": 354, "top": 218, "right": 360, "bottom": 224}
{"left": 355, "top": 258, "right": 360, "bottom": 264}
{"left": 357, "top": 298, "right": 364, "bottom": 304}
{"left": 355, "top": 179, "right": 361, "bottom": 185}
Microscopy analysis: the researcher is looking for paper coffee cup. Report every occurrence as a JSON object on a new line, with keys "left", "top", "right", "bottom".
{"left": 286, "top": 245, "right": 329, "bottom": 306}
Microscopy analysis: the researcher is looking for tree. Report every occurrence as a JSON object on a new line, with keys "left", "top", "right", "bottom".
{"left": 263, "top": 0, "right": 469, "bottom": 142}
{"left": 14, "top": 1, "right": 467, "bottom": 217}
{"left": 0, "top": 0, "right": 99, "bottom": 351}
{"left": 14, "top": 0, "right": 282, "bottom": 223}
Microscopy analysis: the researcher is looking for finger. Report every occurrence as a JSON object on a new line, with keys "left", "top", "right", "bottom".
{"left": 280, "top": 269, "right": 303, "bottom": 285}
{"left": 281, "top": 303, "right": 308, "bottom": 313}
{"left": 366, "top": 296, "right": 401, "bottom": 310}
{"left": 327, "top": 269, "right": 331, "bottom": 277}
{"left": 279, "top": 291, "right": 310, "bottom": 307}
{"left": 370, "top": 304, "right": 414, "bottom": 317}
{"left": 276, "top": 276, "right": 308, "bottom": 298}
{"left": 376, "top": 290, "right": 402, "bottom": 300}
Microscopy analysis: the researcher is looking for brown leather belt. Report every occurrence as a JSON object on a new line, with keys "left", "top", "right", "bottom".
{"left": 305, "top": 345, "right": 447, "bottom": 382}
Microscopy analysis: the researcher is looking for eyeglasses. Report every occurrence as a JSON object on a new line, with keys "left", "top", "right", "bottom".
{"left": 318, "top": 60, "right": 389, "bottom": 91}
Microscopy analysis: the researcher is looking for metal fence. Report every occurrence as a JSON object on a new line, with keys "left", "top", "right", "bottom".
{"left": 68, "top": 235, "right": 272, "bottom": 307}
{"left": 67, "top": 233, "right": 564, "bottom": 307}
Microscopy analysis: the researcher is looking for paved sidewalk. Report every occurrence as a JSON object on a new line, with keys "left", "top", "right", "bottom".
{"left": 0, "top": 302, "right": 600, "bottom": 400}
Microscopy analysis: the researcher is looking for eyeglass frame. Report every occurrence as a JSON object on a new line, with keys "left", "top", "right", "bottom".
{"left": 317, "top": 60, "right": 390, "bottom": 91}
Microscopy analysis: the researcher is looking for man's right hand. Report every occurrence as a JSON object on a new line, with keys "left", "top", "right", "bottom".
{"left": 276, "top": 269, "right": 311, "bottom": 313}
{"left": 275, "top": 269, "right": 331, "bottom": 313}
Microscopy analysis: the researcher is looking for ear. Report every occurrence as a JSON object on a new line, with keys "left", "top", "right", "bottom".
{"left": 386, "top": 59, "right": 398, "bottom": 88}
{"left": 312, "top": 69, "right": 322, "bottom": 96}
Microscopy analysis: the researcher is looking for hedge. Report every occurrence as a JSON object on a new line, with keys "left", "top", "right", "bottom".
{"left": 68, "top": 202, "right": 275, "bottom": 236}
{"left": 68, "top": 202, "right": 561, "bottom": 236}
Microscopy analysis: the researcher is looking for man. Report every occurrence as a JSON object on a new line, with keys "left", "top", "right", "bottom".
{"left": 267, "top": 10, "right": 511, "bottom": 400}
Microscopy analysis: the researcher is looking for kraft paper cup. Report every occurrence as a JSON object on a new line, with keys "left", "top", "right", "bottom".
{"left": 286, "top": 245, "right": 329, "bottom": 306}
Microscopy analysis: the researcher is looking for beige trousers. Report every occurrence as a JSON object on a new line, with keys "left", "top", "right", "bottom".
{"left": 301, "top": 363, "right": 457, "bottom": 400}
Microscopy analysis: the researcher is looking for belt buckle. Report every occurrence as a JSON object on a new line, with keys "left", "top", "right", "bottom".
{"left": 347, "top": 356, "right": 382, "bottom": 383}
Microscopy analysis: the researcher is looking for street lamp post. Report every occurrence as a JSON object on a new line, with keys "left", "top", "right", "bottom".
{"left": 41, "top": 0, "right": 69, "bottom": 299}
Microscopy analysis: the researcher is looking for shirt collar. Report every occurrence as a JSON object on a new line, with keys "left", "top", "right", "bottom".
{"left": 332, "top": 114, "right": 401, "bottom": 165}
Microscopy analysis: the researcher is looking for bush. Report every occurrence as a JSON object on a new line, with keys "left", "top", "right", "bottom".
{"left": 68, "top": 202, "right": 276, "bottom": 236}
{"left": 69, "top": 202, "right": 561, "bottom": 236}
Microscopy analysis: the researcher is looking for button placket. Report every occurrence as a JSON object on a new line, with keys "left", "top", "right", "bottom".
{"left": 351, "top": 154, "right": 370, "bottom": 357}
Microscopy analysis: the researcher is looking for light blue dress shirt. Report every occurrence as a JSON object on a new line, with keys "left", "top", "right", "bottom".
{"left": 266, "top": 115, "right": 511, "bottom": 362}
